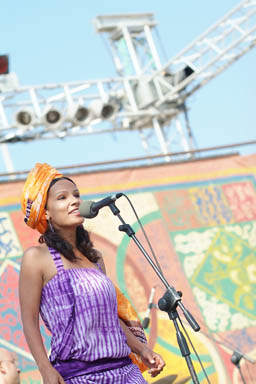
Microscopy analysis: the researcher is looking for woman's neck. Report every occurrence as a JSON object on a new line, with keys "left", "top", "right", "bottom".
{"left": 58, "top": 227, "right": 77, "bottom": 248}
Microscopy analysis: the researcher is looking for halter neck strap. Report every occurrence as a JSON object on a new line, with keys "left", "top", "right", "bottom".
{"left": 48, "top": 246, "right": 64, "bottom": 272}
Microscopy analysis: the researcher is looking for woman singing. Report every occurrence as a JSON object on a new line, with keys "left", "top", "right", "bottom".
{"left": 19, "top": 163, "right": 165, "bottom": 384}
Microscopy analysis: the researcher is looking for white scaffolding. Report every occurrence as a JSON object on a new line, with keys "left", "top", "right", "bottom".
{"left": 0, "top": 0, "right": 255, "bottom": 164}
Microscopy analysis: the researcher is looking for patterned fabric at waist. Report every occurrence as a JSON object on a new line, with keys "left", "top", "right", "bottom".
{"left": 53, "top": 356, "right": 133, "bottom": 380}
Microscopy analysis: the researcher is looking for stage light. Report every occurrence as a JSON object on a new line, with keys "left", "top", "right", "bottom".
{"left": 46, "top": 109, "right": 61, "bottom": 124}
{"left": 75, "top": 106, "right": 89, "bottom": 122}
{"left": 89, "top": 99, "right": 116, "bottom": 120}
{"left": 173, "top": 65, "right": 194, "bottom": 86}
{"left": 67, "top": 104, "right": 90, "bottom": 125}
{"left": 0, "top": 55, "right": 9, "bottom": 75}
{"left": 42, "top": 105, "right": 63, "bottom": 130}
{"left": 163, "top": 65, "right": 194, "bottom": 88}
{"left": 15, "top": 109, "right": 35, "bottom": 127}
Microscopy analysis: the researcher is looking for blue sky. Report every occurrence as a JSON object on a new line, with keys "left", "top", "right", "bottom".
{"left": 0, "top": 0, "right": 255, "bottom": 173}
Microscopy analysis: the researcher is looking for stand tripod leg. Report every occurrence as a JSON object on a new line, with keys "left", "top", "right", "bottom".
{"left": 172, "top": 312, "right": 200, "bottom": 384}
{"left": 185, "top": 356, "right": 200, "bottom": 384}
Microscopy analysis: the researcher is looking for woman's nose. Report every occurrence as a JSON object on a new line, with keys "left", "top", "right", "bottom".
{"left": 71, "top": 196, "right": 81, "bottom": 205}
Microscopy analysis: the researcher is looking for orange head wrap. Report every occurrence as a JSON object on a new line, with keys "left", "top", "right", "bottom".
{"left": 21, "top": 163, "right": 63, "bottom": 234}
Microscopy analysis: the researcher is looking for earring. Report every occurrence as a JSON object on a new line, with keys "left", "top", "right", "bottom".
{"left": 47, "top": 218, "right": 55, "bottom": 232}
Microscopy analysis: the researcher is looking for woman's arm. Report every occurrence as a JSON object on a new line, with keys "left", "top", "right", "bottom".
{"left": 19, "top": 247, "right": 65, "bottom": 384}
{"left": 96, "top": 251, "right": 165, "bottom": 376}
{"left": 119, "top": 319, "right": 165, "bottom": 377}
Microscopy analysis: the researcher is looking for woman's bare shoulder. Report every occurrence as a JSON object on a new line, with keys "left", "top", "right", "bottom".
{"left": 21, "top": 244, "right": 57, "bottom": 286}
{"left": 23, "top": 243, "right": 48, "bottom": 257}
{"left": 22, "top": 244, "right": 50, "bottom": 268}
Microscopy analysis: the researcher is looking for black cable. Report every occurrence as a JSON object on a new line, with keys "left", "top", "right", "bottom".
{"left": 122, "top": 193, "right": 164, "bottom": 275}
{"left": 177, "top": 312, "right": 211, "bottom": 384}
{"left": 181, "top": 312, "right": 255, "bottom": 367}
{"left": 179, "top": 312, "right": 256, "bottom": 384}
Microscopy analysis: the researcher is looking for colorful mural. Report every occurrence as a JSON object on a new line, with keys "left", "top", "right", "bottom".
{"left": 0, "top": 154, "right": 256, "bottom": 383}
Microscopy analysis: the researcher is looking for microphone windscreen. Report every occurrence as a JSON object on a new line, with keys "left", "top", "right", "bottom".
{"left": 79, "top": 201, "right": 97, "bottom": 218}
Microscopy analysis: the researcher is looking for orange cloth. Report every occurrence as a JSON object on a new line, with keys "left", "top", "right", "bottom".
{"left": 21, "top": 163, "right": 62, "bottom": 234}
{"left": 115, "top": 286, "right": 148, "bottom": 373}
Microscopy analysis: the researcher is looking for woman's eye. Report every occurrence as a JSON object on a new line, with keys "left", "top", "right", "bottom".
{"left": 58, "top": 196, "right": 65, "bottom": 200}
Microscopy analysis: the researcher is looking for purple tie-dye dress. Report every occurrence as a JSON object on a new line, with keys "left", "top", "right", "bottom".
{"left": 39, "top": 247, "right": 147, "bottom": 383}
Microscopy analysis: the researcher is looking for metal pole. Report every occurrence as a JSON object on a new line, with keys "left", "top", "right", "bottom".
{"left": 152, "top": 117, "right": 171, "bottom": 162}
{"left": 0, "top": 144, "right": 15, "bottom": 176}
{"left": 0, "top": 101, "right": 15, "bottom": 177}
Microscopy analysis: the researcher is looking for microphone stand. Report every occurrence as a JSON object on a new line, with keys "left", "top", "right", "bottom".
{"left": 155, "top": 302, "right": 255, "bottom": 383}
{"left": 231, "top": 351, "right": 247, "bottom": 384}
{"left": 108, "top": 202, "right": 202, "bottom": 384}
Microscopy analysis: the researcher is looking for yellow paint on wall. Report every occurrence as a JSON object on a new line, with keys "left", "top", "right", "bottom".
{"left": 1, "top": 165, "right": 256, "bottom": 207}
{"left": 87, "top": 192, "right": 158, "bottom": 246}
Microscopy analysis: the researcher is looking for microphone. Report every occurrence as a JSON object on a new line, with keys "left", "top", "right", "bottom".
{"left": 79, "top": 193, "right": 123, "bottom": 218}
{"left": 142, "top": 286, "right": 156, "bottom": 329}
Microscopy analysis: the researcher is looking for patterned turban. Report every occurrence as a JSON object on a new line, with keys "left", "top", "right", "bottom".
{"left": 21, "top": 163, "right": 63, "bottom": 234}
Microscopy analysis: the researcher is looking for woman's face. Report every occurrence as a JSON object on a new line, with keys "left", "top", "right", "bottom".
{"left": 0, "top": 349, "right": 20, "bottom": 384}
{"left": 45, "top": 179, "right": 84, "bottom": 230}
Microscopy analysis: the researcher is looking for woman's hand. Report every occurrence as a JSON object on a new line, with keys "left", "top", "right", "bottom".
{"left": 40, "top": 366, "right": 66, "bottom": 384}
{"left": 118, "top": 318, "right": 165, "bottom": 377}
{"left": 139, "top": 345, "right": 165, "bottom": 377}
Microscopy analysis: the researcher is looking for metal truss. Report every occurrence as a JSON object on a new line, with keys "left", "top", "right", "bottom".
{"left": 0, "top": 0, "right": 255, "bottom": 158}
{"left": 149, "top": 0, "right": 256, "bottom": 106}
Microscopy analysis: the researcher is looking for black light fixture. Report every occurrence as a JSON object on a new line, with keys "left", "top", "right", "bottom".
{"left": 101, "top": 104, "right": 115, "bottom": 119}
{"left": 74, "top": 105, "right": 90, "bottom": 123}
{"left": 90, "top": 99, "right": 116, "bottom": 120}
{"left": 163, "top": 64, "right": 194, "bottom": 87}
{"left": 175, "top": 65, "right": 194, "bottom": 84}
{"left": 66, "top": 104, "right": 91, "bottom": 125}
{"left": 43, "top": 106, "right": 63, "bottom": 130}
{"left": 75, "top": 107, "right": 88, "bottom": 121}
{"left": 15, "top": 109, "right": 34, "bottom": 126}
{"left": 46, "top": 109, "right": 61, "bottom": 124}
{"left": 0, "top": 55, "right": 9, "bottom": 75}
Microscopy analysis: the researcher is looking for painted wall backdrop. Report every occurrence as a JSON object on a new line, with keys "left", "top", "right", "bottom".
{"left": 0, "top": 154, "right": 256, "bottom": 384}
